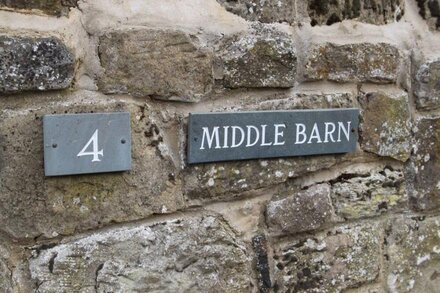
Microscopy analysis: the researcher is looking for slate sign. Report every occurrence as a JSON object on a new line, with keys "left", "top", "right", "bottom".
{"left": 187, "top": 109, "right": 359, "bottom": 164}
{"left": 43, "top": 112, "right": 131, "bottom": 176}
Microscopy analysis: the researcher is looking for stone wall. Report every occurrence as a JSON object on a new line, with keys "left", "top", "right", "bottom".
{"left": 0, "top": 0, "right": 439, "bottom": 292}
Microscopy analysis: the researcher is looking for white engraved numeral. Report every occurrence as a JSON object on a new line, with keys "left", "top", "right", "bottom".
{"left": 77, "top": 129, "right": 103, "bottom": 162}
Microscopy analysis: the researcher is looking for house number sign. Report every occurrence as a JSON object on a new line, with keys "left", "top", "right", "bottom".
{"left": 43, "top": 112, "right": 131, "bottom": 176}
{"left": 187, "top": 109, "right": 359, "bottom": 164}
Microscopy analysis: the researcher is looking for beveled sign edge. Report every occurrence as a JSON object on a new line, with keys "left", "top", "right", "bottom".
{"left": 43, "top": 112, "right": 132, "bottom": 177}
{"left": 187, "top": 108, "right": 360, "bottom": 165}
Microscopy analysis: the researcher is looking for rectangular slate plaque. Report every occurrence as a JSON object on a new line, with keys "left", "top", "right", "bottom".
{"left": 187, "top": 109, "right": 359, "bottom": 164}
{"left": 43, "top": 112, "right": 131, "bottom": 176}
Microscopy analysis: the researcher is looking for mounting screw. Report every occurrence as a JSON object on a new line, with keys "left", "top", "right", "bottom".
{"left": 121, "top": 139, "right": 126, "bottom": 144}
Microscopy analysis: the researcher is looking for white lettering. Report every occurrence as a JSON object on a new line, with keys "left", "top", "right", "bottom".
{"left": 308, "top": 123, "right": 322, "bottom": 144}
{"left": 231, "top": 126, "right": 245, "bottom": 148}
{"left": 295, "top": 123, "right": 307, "bottom": 144}
{"left": 261, "top": 125, "right": 273, "bottom": 146}
{"left": 337, "top": 121, "right": 351, "bottom": 142}
{"left": 324, "top": 122, "right": 336, "bottom": 143}
{"left": 77, "top": 129, "right": 103, "bottom": 162}
{"left": 223, "top": 126, "right": 230, "bottom": 148}
{"left": 273, "top": 124, "right": 286, "bottom": 146}
{"left": 246, "top": 125, "right": 260, "bottom": 147}
{"left": 200, "top": 127, "right": 221, "bottom": 150}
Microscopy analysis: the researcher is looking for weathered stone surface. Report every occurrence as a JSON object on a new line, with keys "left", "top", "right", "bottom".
{"left": 29, "top": 214, "right": 251, "bottom": 292}
{"left": 359, "top": 91, "right": 412, "bottom": 161}
{"left": 184, "top": 153, "right": 366, "bottom": 202}
{"left": 416, "top": 0, "right": 440, "bottom": 30}
{"left": 331, "top": 167, "right": 407, "bottom": 220}
{"left": 407, "top": 117, "right": 440, "bottom": 211}
{"left": 0, "top": 91, "right": 184, "bottom": 239}
{"left": 385, "top": 216, "right": 440, "bottom": 292}
{"left": 220, "top": 28, "right": 297, "bottom": 88}
{"left": 0, "top": 0, "right": 77, "bottom": 16}
{"left": 266, "top": 184, "right": 334, "bottom": 235}
{"left": 253, "top": 92, "right": 357, "bottom": 110}
{"left": 304, "top": 42, "right": 400, "bottom": 84}
{"left": 273, "top": 221, "right": 382, "bottom": 292}
{"left": 344, "top": 283, "right": 385, "bottom": 293}
{"left": 217, "top": 0, "right": 296, "bottom": 23}
{"left": 308, "top": 0, "right": 404, "bottom": 26}
{"left": 413, "top": 57, "right": 440, "bottom": 110}
{"left": 0, "top": 36, "right": 74, "bottom": 93}
{"left": 0, "top": 245, "right": 12, "bottom": 293}
{"left": 98, "top": 28, "right": 213, "bottom": 102}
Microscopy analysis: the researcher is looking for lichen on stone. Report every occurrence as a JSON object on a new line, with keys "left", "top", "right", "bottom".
{"left": 273, "top": 221, "right": 382, "bottom": 292}
{"left": 359, "top": 90, "right": 412, "bottom": 162}
{"left": 0, "top": 35, "right": 74, "bottom": 93}
{"left": 304, "top": 42, "right": 400, "bottom": 84}
{"left": 385, "top": 215, "right": 440, "bottom": 292}
{"left": 219, "top": 26, "right": 297, "bottom": 88}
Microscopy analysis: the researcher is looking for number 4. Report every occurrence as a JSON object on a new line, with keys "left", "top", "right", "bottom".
{"left": 77, "top": 129, "right": 104, "bottom": 162}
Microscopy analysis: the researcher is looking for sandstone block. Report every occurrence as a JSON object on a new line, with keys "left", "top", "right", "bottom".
{"left": 303, "top": 42, "right": 400, "bottom": 84}
{"left": 266, "top": 184, "right": 334, "bottom": 235}
{"left": 220, "top": 28, "right": 297, "bottom": 88}
{"left": 273, "top": 221, "right": 382, "bottom": 292}
{"left": 29, "top": 214, "right": 251, "bottom": 292}
{"left": 416, "top": 0, "right": 440, "bottom": 30}
{"left": 344, "top": 283, "right": 385, "bottom": 293}
{"left": 413, "top": 57, "right": 440, "bottom": 110}
{"left": 359, "top": 90, "right": 412, "bottom": 162}
{"left": 184, "top": 155, "right": 350, "bottom": 202}
{"left": 0, "top": 245, "right": 12, "bottom": 292}
{"left": 0, "top": 36, "right": 74, "bottom": 93}
{"left": 385, "top": 216, "right": 440, "bottom": 292}
{"left": 0, "top": 91, "right": 184, "bottom": 239}
{"left": 331, "top": 168, "right": 407, "bottom": 220}
{"left": 407, "top": 117, "right": 440, "bottom": 211}
{"left": 217, "top": 0, "right": 296, "bottom": 23}
{"left": 98, "top": 29, "right": 214, "bottom": 102}
{"left": 0, "top": 0, "right": 77, "bottom": 16}
{"left": 308, "top": 0, "right": 404, "bottom": 26}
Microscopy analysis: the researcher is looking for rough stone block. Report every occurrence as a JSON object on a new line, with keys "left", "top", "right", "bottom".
{"left": 0, "top": 91, "right": 184, "bottom": 239}
{"left": 385, "top": 216, "right": 440, "bottom": 292}
{"left": 184, "top": 154, "right": 357, "bottom": 202}
{"left": 98, "top": 28, "right": 214, "bottom": 102}
{"left": 308, "top": 0, "right": 404, "bottom": 26}
{"left": 407, "top": 117, "right": 440, "bottom": 211}
{"left": 0, "top": 244, "right": 12, "bottom": 292}
{"left": 303, "top": 42, "right": 400, "bottom": 84}
{"left": 273, "top": 221, "right": 382, "bottom": 292}
{"left": 416, "top": 0, "right": 440, "bottom": 30}
{"left": 413, "top": 57, "right": 440, "bottom": 110}
{"left": 216, "top": 0, "right": 296, "bottom": 23}
{"left": 331, "top": 167, "right": 407, "bottom": 220}
{"left": 0, "top": 0, "right": 77, "bottom": 16}
{"left": 220, "top": 28, "right": 297, "bottom": 88}
{"left": 29, "top": 214, "right": 251, "bottom": 292}
{"left": 359, "top": 90, "right": 412, "bottom": 162}
{"left": 344, "top": 283, "right": 386, "bottom": 293}
{"left": 0, "top": 35, "right": 74, "bottom": 93}
{"left": 266, "top": 184, "right": 334, "bottom": 235}
{"left": 254, "top": 92, "right": 357, "bottom": 110}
